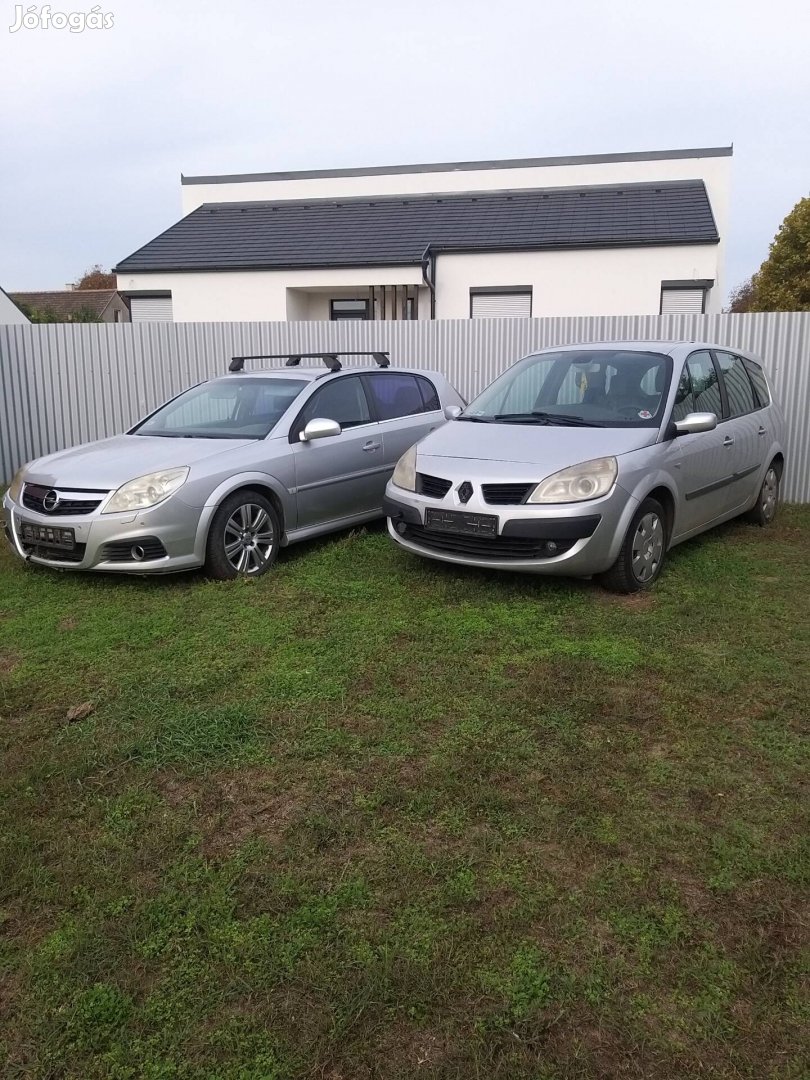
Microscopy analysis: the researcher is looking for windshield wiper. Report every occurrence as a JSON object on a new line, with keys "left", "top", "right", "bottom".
{"left": 531, "top": 411, "right": 606, "bottom": 427}
{"left": 457, "top": 415, "right": 494, "bottom": 423}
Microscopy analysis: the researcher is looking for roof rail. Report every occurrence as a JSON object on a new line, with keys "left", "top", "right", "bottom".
{"left": 228, "top": 351, "right": 390, "bottom": 373}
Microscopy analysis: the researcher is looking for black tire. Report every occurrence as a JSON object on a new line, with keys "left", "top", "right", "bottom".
{"left": 204, "top": 490, "right": 280, "bottom": 580}
{"left": 598, "top": 497, "right": 667, "bottom": 594}
{"left": 744, "top": 463, "right": 779, "bottom": 527}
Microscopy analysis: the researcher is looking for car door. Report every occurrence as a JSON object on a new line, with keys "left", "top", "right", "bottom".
{"left": 712, "top": 350, "right": 763, "bottom": 511}
{"left": 363, "top": 372, "right": 444, "bottom": 473}
{"left": 291, "top": 375, "right": 385, "bottom": 528}
{"left": 668, "top": 350, "right": 736, "bottom": 536}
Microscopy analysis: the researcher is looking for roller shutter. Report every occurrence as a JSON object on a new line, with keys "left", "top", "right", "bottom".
{"left": 660, "top": 287, "right": 705, "bottom": 315}
{"left": 130, "top": 296, "right": 173, "bottom": 322}
{"left": 471, "top": 291, "right": 532, "bottom": 318}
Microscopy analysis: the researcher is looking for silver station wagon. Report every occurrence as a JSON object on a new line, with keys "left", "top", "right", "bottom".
{"left": 3, "top": 353, "right": 463, "bottom": 578}
{"left": 384, "top": 341, "right": 786, "bottom": 592}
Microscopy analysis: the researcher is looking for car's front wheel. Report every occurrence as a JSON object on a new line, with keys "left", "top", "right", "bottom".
{"left": 204, "top": 490, "right": 280, "bottom": 580}
{"left": 598, "top": 497, "right": 667, "bottom": 594}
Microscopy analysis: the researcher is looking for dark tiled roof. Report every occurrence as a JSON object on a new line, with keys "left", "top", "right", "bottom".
{"left": 10, "top": 290, "right": 119, "bottom": 318}
{"left": 116, "top": 180, "right": 719, "bottom": 273}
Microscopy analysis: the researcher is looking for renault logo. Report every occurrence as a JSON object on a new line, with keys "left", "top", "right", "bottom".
{"left": 457, "top": 481, "right": 473, "bottom": 504}
{"left": 42, "top": 490, "right": 60, "bottom": 512}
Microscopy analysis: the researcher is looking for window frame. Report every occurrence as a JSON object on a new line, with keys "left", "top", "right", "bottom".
{"left": 681, "top": 349, "right": 727, "bottom": 421}
{"left": 288, "top": 374, "right": 375, "bottom": 443}
{"left": 329, "top": 298, "right": 370, "bottom": 321}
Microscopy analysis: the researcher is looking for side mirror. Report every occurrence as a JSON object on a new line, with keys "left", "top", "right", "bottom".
{"left": 300, "top": 417, "right": 342, "bottom": 442}
{"left": 673, "top": 412, "right": 718, "bottom": 436}
{"left": 444, "top": 405, "right": 463, "bottom": 420}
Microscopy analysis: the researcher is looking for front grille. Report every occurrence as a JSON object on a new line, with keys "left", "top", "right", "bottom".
{"left": 102, "top": 537, "right": 168, "bottom": 563}
{"left": 22, "top": 484, "right": 103, "bottom": 516}
{"left": 482, "top": 483, "right": 534, "bottom": 505}
{"left": 416, "top": 473, "right": 453, "bottom": 499}
{"left": 401, "top": 524, "right": 574, "bottom": 561}
{"left": 23, "top": 541, "right": 86, "bottom": 564}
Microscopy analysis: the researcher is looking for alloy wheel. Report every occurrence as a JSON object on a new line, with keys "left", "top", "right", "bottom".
{"left": 631, "top": 512, "right": 663, "bottom": 584}
{"left": 223, "top": 503, "right": 275, "bottom": 574}
{"left": 761, "top": 468, "right": 778, "bottom": 522}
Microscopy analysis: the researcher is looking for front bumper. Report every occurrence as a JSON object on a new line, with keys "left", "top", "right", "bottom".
{"left": 2, "top": 491, "right": 204, "bottom": 574}
{"left": 384, "top": 480, "right": 639, "bottom": 576}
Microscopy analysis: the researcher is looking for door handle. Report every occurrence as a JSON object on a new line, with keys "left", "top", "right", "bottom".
{"left": 723, "top": 436, "right": 735, "bottom": 447}
{"left": 362, "top": 440, "right": 381, "bottom": 452}
{"left": 758, "top": 426, "right": 767, "bottom": 437}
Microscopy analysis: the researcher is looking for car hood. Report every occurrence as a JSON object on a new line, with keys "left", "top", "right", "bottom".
{"left": 23, "top": 434, "right": 254, "bottom": 490}
{"left": 416, "top": 421, "right": 657, "bottom": 479}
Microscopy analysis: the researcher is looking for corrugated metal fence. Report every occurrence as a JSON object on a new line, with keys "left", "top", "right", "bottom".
{"left": 1, "top": 313, "right": 808, "bottom": 500}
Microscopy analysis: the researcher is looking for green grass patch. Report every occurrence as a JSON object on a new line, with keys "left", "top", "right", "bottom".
{"left": 1, "top": 511, "right": 809, "bottom": 1078}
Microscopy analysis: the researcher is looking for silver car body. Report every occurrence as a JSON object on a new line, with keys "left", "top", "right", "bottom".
{"left": 384, "top": 341, "right": 786, "bottom": 576}
{"left": 3, "top": 365, "right": 464, "bottom": 573}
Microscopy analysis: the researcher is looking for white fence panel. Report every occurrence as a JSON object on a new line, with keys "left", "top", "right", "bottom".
{"left": 0, "top": 313, "right": 808, "bottom": 500}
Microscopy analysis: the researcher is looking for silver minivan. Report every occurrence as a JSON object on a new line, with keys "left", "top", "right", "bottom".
{"left": 384, "top": 341, "right": 786, "bottom": 592}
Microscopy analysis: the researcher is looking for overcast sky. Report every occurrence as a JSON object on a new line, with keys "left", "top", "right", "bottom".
{"left": 1, "top": 0, "right": 807, "bottom": 297}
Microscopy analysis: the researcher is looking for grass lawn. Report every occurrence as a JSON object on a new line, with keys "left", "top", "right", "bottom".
{"left": 0, "top": 509, "right": 808, "bottom": 1079}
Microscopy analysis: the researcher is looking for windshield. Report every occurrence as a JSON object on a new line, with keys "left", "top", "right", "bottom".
{"left": 132, "top": 377, "right": 308, "bottom": 440}
{"left": 463, "top": 349, "right": 672, "bottom": 427}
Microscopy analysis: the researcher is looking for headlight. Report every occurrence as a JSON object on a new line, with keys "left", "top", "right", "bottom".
{"left": 103, "top": 467, "right": 189, "bottom": 514}
{"left": 7, "top": 465, "right": 28, "bottom": 502}
{"left": 392, "top": 444, "right": 417, "bottom": 491}
{"left": 528, "top": 457, "right": 617, "bottom": 504}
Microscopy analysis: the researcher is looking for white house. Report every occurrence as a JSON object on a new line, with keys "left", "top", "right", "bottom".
{"left": 116, "top": 146, "right": 731, "bottom": 323}
{"left": 0, "top": 285, "right": 29, "bottom": 324}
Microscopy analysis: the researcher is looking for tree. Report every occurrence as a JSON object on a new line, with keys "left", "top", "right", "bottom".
{"left": 726, "top": 277, "right": 756, "bottom": 313}
{"left": 750, "top": 196, "right": 810, "bottom": 312}
{"left": 74, "top": 264, "right": 116, "bottom": 290}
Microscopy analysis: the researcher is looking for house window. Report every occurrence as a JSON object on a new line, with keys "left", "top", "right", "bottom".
{"left": 659, "top": 281, "right": 711, "bottom": 315}
{"left": 330, "top": 299, "right": 370, "bottom": 321}
{"left": 470, "top": 288, "right": 532, "bottom": 318}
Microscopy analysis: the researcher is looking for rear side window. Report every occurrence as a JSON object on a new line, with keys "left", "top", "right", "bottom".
{"left": 417, "top": 376, "right": 441, "bottom": 411}
{"left": 686, "top": 351, "right": 722, "bottom": 417}
{"left": 298, "top": 376, "right": 371, "bottom": 431}
{"left": 715, "top": 351, "right": 756, "bottom": 417}
{"left": 365, "top": 373, "right": 435, "bottom": 420}
{"left": 743, "top": 358, "right": 771, "bottom": 408}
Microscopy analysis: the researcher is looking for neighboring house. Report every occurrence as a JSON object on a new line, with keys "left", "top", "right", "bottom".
{"left": 0, "top": 285, "right": 30, "bottom": 324}
{"left": 116, "top": 146, "right": 731, "bottom": 323}
{"left": 10, "top": 289, "right": 130, "bottom": 323}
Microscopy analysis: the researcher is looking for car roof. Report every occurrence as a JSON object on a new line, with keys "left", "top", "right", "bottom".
{"left": 210, "top": 365, "right": 445, "bottom": 383}
{"left": 531, "top": 340, "right": 743, "bottom": 356}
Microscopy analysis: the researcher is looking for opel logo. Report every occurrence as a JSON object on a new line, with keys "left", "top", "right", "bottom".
{"left": 42, "top": 490, "right": 60, "bottom": 512}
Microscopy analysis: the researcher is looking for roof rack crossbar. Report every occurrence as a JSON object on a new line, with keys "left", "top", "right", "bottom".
{"left": 229, "top": 351, "right": 390, "bottom": 373}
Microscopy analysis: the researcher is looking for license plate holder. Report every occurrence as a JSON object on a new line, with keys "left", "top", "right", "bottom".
{"left": 20, "top": 522, "right": 76, "bottom": 550}
{"left": 424, "top": 508, "right": 498, "bottom": 537}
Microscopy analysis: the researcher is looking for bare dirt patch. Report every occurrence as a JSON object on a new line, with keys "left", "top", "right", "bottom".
{"left": 0, "top": 650, "right": 20, "bottom": 675}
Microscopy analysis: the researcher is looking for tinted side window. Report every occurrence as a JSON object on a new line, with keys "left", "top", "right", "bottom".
{"left": 366, "top": 374, "right": 427, "bottom": 421}
{"left": 686, "top": 351, "right": 722, "bottom": 417}
{"left": 299, "top": 376, "right": 371, "bottom": 431}
{"left": 417, "top": 376, "right": 441, "bottom": 411}
{"left": 715, "top": 351, "right": 755, "bottom": 417}
{"left": 743, "top": 358, "right": 770, "bottom": 408}
{"left": 671, "top": 366, "right": 695, "bottom": 422}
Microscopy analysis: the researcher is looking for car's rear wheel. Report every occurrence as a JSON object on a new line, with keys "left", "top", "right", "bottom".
{"left": 598, "top": 497, "right": 667, "bottom": 594}
{"left": 204, "top": 490, "right": 280, "bottom": 580}
{"left": 744, "top": 464, "right": 779, "bottom": 527}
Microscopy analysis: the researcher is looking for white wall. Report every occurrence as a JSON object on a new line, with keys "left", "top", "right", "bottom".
{"left": 435, "top": 245, "right": 722, "bottom": 318}
{"left": 117, "top": 266, "right": 423, "bottom": 322}
{"left": 0, "top": 287, "right": 29, "bottom": 324}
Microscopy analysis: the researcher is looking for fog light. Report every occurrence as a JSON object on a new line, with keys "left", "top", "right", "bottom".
{"left": 546, "top": 541, "right": 558, "bottom": 554}
{"left": 131, "top": 544, "right": 146, "bottom": 561}
{"left": 396, "top": 521, "right": 407, "bottom": 535}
